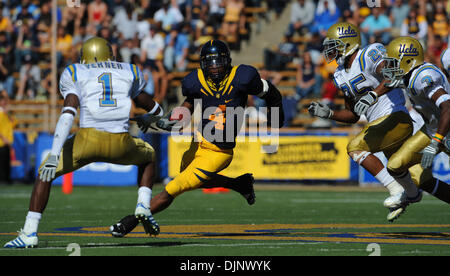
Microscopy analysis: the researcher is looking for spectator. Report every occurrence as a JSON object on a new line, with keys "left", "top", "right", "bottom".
{"left": 287, "top": 0, "right": 315, "bottom": 36}
{"left": 207, "top": 0, "right": 226, "bottom": 31}
{"left": 136, "top": 10, "right": 151, "bottom": 40}
{"left": 16, "top": 54, "right": 41, "bottom": 100}
{"left": 0, "top": 92, "right": 13, "bottom": 184}
{"left": 295, "top": 51, "right": 322, "bottom": 100}
{"left": 154, "top": 0, "right": 184, "bottom": 33}
{"left": 311, "top": 0, "right": 341, "bottom": 37}
{"left": 389, "top": 0, "right": 410, "bottom": 37}
{"left": 186, "top": 0, "right": 208, "bottom": 39}
{"left": 0, "top": 11, "right": 13, "bottom": 34}
{"left": 263, "top": 32, "right": 297, "bottom": 71}
{"left": 360, "top": 7, "right": 392, "bottom": 46}
{"left": 56, "top": 26, "right": 73, "bottom": 66}
{"left": 0, "top": 53, "right": 15, "bottom": 98}
{"left": 119, "top": 38, "right": 141, "bottom": 64}
{"left": 141, "top": 25, "right": 168, "bottom": 103}
{"left": 400, "top": 8, "right": 428, "bottom": 46}
{"left": 113, "top": 2, "right": 138, "bottom": 41}
{"left": 221, "top": 0, "right": 246, "bottom": 38}
{"left": 0, "top": 31, "right": 13, "bottom": 64}
{"left": 428, "top": 1, "right": 448, "bottom": 44}
{"left": 88, "top": 0, "right": 108, "bottom": 28}
{"left": 164, "top": 24, "right": 190, "bottom": 72}
{"left": 14, "top": 23, "right": 38, "bottom": 71}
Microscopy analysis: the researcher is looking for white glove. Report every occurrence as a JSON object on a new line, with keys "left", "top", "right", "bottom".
{"left": 39, "top": 155, "right": 59, "bottom": 182}
{"left": 354, "top": 91, "right": 377, "bottom": 116}
{"left": 421, "top": 139, "right": 440, "bottom": 169}
{"left": 308, "top": 102, "right": 333, "bottom": 119}
{"left": 156, "top": 112, "right": 180, "bottom": 131}
{"left": 130, "top": 113, "right": 162, "bottom": 133}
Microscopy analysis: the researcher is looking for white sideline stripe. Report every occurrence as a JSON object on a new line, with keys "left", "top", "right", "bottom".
{"left": 0, "top": 241, "right": 323, "bottom": 250}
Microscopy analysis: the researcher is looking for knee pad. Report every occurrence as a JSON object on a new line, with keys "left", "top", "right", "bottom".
{"left": 349, "top": 151, "right": 370, "bottom": 165}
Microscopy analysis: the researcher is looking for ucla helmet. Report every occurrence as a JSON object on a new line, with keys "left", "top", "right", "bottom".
{"left": 200, "top": 40, "right": 232, "bottom": 85}
{"left": 323, "top": 22, "right": 361, "bottom": 64}
{"left": 382, "top": 36, "right": 424, "bottom": 82}
{"left": 80, "top": 37, "right": 114, "bottom": 64}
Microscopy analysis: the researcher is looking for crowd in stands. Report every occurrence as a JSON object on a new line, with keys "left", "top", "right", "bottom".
{"left": 0, "top": 0, "right": 288, "bottom": 104}
{"left": 264, "top": 0, "right": 450, "bottom": 127}
{"left": 1, "top": 0, "right": 450, "bottom": 129}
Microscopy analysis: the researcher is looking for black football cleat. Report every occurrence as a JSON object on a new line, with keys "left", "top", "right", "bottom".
{"left": 110, "top": 215, "right": 139, "bottom": 237}
{"left": 234, "top": 173, "right": 256, "bottom": 205}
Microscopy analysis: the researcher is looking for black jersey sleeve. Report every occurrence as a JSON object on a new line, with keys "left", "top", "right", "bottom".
{"left": 236, "top": 64, "right": 264, "bottom": 95}
{"left": 181, "top": 70, "right": 199, "bottom": 105}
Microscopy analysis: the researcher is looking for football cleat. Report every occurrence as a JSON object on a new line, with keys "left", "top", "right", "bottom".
{"left": 383, "top": 191, "right": 407, "bottom": 208}
{"left": 110, "top": 215, "right": 139, "bottom": 238}
{"left": 386, "top": 190, "right": 422, "bottom": 222}
{"left": 4, "top": 229, "right": 38, "bottom": 248}
{"left": 234, "top": 173, "right": 256, "bottom": 205}
{"left": 387, "top": 206, "right": 406, "bottom": 222}
{"left": 135, "top": 203, "right": 160, "bottom": 236}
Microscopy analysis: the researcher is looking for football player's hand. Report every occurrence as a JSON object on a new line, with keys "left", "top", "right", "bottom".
{"left": 130, "top": 113, "right": 162, "bottom": 133}
{"left": 384, "top": 78, "right": 405, "bottom": 89}
{"left": 156, "top": 112, "right": 180, "bottom": 131}
{"left": 39, "top": 155, "right": 59, "bottom": 182}
{"left": 308, "top": 102, "right": 333, "bottom": 119}
{"left": 421, "top": 139, "right": 440, "bottom": 169}
{"left": 354, "top": 91, "right": 377, "bottom": 116}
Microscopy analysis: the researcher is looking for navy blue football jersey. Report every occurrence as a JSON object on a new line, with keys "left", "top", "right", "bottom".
{"left": 182, "top": 64, "right": 264, "bottom": 149}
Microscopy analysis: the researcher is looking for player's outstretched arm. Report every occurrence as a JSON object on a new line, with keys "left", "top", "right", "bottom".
{"left": 259, "top": 80, "right": 285, "bottom": 128}
{"left": 131, "top": 93, "right": 164, "bottom": 133}
{"left": 40, "top": 94, "right": 79, "bottom": 182}
{"left": 309, "top": 97, "right": 360, "bottom": 124}
{"left": 421, "top": 90, "right": 450, "bottom": 168}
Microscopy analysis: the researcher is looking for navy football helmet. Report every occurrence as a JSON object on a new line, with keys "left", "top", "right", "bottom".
{"left": 200, "top": 40, "right": 232, "bottom": 85}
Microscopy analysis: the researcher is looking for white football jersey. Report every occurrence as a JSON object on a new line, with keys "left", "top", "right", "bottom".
{"left": 440, "top": 47, "right": 450, "bottom": 76}
{"left": 333, "top": 43, "right": 408, "bottom": 122}
{"left": 406, "top": 62, "right": 450, "bottom": 139}
{"left": 59, "top": 61, "right": 146, "bottom": 133}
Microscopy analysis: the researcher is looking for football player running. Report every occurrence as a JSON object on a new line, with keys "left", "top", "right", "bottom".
{"left": 4, "top": 37, "right": 162, "bottom": 248}
{"left": 376, "top": 37, "right": 450, "bottom": 214}
{"left": 110, "top": 39, "right": 285, "bottom": 238}
{"left": 308, "top": 22, "right": 416, "bottom": 221}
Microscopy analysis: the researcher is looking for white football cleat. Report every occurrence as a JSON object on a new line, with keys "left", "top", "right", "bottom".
{"left": 135, "top": 203, "right": 160, "bottom": 236}
{"left": 386, "top": 190, "right": 423, "bottom": 222}
{"left": 387, "top": 206, "right": 406, "bottom": 222}
{"left": 4, "top": 229, "right": 38, "bottom": 248}
{"left": 383, "top": 191, "right": 407, "bottom": 208}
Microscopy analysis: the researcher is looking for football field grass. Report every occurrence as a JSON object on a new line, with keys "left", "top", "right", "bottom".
{"left": 0, "top": 183, "right": 449, "bottom": 256}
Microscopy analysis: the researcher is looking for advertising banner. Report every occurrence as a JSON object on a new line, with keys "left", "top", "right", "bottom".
{"left": 168, "top": 133, "right": 352, "bottom": 180}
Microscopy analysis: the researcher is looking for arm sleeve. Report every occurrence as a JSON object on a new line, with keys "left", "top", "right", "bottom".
{"left": 261, "top": 81, "right": 285, "bottom": 128}
{"left": 130, "top": 64, "right": 147, "bottom": 99}
{"left": 414, "top": 69, "right": 448, "bottom": 107}
{"left": 59, "top": 67, "right": 80, "bottom": 99}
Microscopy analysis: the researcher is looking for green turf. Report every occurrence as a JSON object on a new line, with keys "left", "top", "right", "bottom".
{"left": 0, "top": 184, "right": 449, "bottom": 256}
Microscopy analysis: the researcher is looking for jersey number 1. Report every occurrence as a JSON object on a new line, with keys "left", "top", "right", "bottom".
{"left": 98, "top": 73, "right": 117, "bottom": 107}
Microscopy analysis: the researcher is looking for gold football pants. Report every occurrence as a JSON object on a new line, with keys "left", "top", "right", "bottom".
{"left": 165, "top": 139, "right": 234, "bottom": 197}
{"left": 388, "top": 127, "right": 450, "bottom": 187}
{"left": 40, "top": 128, "right": 155, "bottom": 178}
{"left": 347, "top": 111, "right": 413, "bottom": 158}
